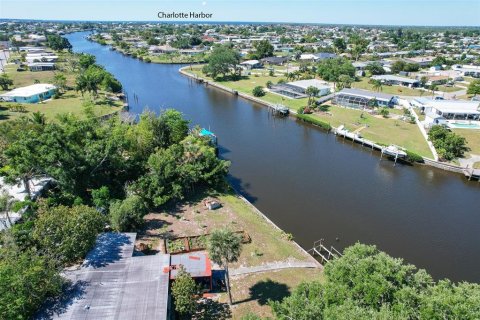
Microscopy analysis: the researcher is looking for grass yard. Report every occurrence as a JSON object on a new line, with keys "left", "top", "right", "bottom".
{"left": 436, "top": 85, "right": 463, "bottom": 93}
{"left": 0, "top": 92, "right": 123, "bottom": 122}
{"left": 310, "top": 105, "right": 433, "bottom": 157}
{"left": 138, "top": 189, "right": 314, "bottom": 267}
{"left": 226, "top": 268, "right": 324, "bottom": 319}
{"left": 351, "top": 77, "right": 421, "bottom": 96}
{"left": 452, "top": 129, "right": 480, "bottom": 157}
{"left": 1, "top": 54, "right": 123, "bottom": 122}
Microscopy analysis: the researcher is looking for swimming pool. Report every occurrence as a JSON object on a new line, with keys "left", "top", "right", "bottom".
{"left": 448, "top": 122, "right": 480, "bottom": 129}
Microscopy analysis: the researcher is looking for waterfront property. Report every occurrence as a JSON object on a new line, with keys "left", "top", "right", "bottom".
{"left": 411, "top": 98, "right": 480, "bottom": 127}
{"left": 28, "top": 62, "right": 55, "bottom": 71}
{"left": 240, "top": 59, "right": 263, "bottom": 70}
{"left": 333, "top": 88, "right": 397, "bottom": 109}
{"left": 270, "top": 79, "right": 331, "bottom": 99}
{"left": 371, "top": 74, "right": 420, "bottom": 88}
{"left": 0, "top": 83, "right": 56, "bottom": 103}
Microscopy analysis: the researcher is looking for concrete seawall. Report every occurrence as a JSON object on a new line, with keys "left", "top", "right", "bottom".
{"left": 234, "top": 191, "right": 323, "bottom": 269}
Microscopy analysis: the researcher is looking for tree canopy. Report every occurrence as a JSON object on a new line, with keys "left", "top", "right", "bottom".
{"left": 428, "top": 125, "right": 469, "bottom": 161}
{"left": 271, "top": 243, "right": 480, "bottom": 320}
{"left": 316, "top": 57, "right": 355, "bottom": 85}
{"left": 202, "top": 45, "right": 241, "bottom": 80}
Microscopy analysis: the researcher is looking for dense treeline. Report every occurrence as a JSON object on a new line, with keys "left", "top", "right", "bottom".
{"left": 0, "top": 110, "right": 229, "bottom": 319}
{"left": 269, "top": 244, "right": 480, "bottom": 320}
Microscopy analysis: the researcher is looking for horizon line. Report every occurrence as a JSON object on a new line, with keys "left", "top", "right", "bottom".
{"left": 1, "top": 18, "right": 479, "bottom": 28}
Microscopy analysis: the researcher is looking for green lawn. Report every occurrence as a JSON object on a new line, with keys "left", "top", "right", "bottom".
{"left": 186, "top": 66, "right": 433, "bottom": 157}
{"left": 436, "top": 85, "right": 463, "bottom": 93}
{"left": 310, "top": 105, "right": 432, "bottom": 157}
{"left": 351, "top": 77, "right": 422, "bottom": 96}
{"left": 0, "top": 91, "right": 123, "bottom": 122}
{"left": 1, "top": 53, "right": 123, "bottom": 122}
{"left": 452, "top": 129, "right": 480, "bottom": 157}
{"left": 228, "top": 268, "right": 323, "bottom": 319}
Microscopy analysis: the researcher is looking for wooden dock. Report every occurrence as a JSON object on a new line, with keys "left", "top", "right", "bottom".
{"left": 463, "top": 168, "right": 480, "bottom": 181}
{"left": 334, "top": 125, "right": 407, "bottom": 165}
{"left": 308, "top": 239, "right": 342, "bottom": 264}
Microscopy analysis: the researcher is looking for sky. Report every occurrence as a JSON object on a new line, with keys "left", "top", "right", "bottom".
{"left": 1, "top": 0, "right": 479, "bottom": 27}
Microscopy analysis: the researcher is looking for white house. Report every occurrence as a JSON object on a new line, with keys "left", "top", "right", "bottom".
{"left": 240, "top": 59, "right": 262, "bottom": 70}
{"left": 452, "top": 65, "right": 480, "bottom": 78}
{"left": 270, "top": 79, "right": 332, "bottom": 99}
{"left": 411, "top": 98, "right": 480, "bottom": 127}
{"left": 0, "top": 83, "right": 57, "bottom": 103}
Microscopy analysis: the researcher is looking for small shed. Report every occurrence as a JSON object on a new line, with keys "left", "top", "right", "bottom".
{"left": 170, "top": 252, "right": 213, "bottom": 291}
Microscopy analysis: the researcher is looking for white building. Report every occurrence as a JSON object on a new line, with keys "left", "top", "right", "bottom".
{"left": 0, "top": 83, "right": 57, "bottom": 103}
{"left": 452, "top": 65, "right": 480, "bottom": 78}
{"left": 411, "top": 98, "right": 480, "bottom": 128}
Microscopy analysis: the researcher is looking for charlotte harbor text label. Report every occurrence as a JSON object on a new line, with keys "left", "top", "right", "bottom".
{"left": 157, "top": 11, "right": 213, "bottom": 19}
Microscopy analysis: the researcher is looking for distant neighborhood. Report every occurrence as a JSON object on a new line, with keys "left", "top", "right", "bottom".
{"left": 1, "top": 19, "right": 480, "bottom": 320}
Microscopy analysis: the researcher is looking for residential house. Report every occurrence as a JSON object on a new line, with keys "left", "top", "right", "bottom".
{"left": 411, "top": 98, "right": 480, "bottom": 125}
{"left": 28, "top": 62, "right": 55, "bottom": 71}
{"left": 333, "top": 88, "right": 397, "bottom": 109}
{"left": 371, "top": 74, "right": 420, "bottom": 88}
{"left": 271, "top": 79, "right": 331, "bottom": 99}
{"left": 0, "top": 83, "right": 57, "bottom": 103}
{"left": 240, "top": 59, "right": 263, "bottom": 70}
{"left": 261, "top": 56, "right": 289, "bottom": 66}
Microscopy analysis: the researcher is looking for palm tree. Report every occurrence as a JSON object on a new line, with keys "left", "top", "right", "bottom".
{"left": 305, "top": 86, "right": 320, "bottom": 107}
{"left": 371, "top": 79, "right": 383, "bottom": 92}
{"left": 30, "top": 111, "right": 46, "bottom": 125}
{"left": 207, "top": 228, "right": 242, "bottom": 305}
{"left": 430, "top": 84, "right": 438, "bottom": 98}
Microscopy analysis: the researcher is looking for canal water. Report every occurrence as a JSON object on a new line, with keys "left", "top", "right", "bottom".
{"left": 67, "top": 32, "right": 480, "bottom": 282}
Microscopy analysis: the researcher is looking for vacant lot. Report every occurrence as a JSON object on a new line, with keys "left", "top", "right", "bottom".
{"left": 137, "top": 189, "right": 316, "bottom": 267}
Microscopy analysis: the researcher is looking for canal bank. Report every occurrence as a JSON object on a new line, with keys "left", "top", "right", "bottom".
{"left": 179, "top": 66, "right": 468, "bottom": 176}
{"left": 67, "top": 31, "right": 480, "bottom": 282}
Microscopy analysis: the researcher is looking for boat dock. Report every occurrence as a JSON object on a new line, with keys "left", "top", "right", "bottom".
{"left": 269, "top": 104, "right": 289, "bottom": 116}
{"left": 308, "top": 239, "right": 342, "bottom": 264}
{"left": 463, "top": 167, "right": 480, "bottom": 181}
{"left": 334, "top": 125, "right": 407, "bottom": 164}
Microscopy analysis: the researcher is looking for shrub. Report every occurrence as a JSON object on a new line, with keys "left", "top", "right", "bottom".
{"left": 379, "top": 107, "right": 390, "bottom": 118}
{"left": 266, "top": 80, "right": 273, "bottom": 89}
{"left": 252, "top": 86, "right": 265, "bottom": 97}
{"left": 406, "top": 150, "right": 424, "bottom": 163}
{"left": 296, "top": 114, "right": 332, "bottom": 131}
{"left": 109, "top": 195, "right": 148, "bottom": 231}
{"left": 144, "top": 57, "right": 151, "bottom": 63}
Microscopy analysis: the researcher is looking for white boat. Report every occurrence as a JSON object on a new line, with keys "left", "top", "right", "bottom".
{"left": 382, "top": 145, "right": 407, "bottom": 158}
